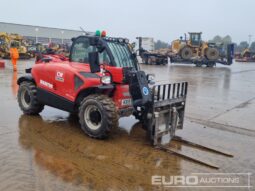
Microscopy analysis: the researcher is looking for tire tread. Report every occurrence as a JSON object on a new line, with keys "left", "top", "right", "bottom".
{"left": 78, "top": 94, "right": 119, "bottom": 139}
{"left": 18, "top": 81, "right": 44, "bottom": 115}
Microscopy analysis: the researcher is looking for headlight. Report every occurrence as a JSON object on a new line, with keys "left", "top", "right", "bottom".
{"left": 101, "top": 76, "right": 111, "bottom": 84}
{"left": 147, "top": 74, "right": 155, "bottom": 85}
{"left": 147, "top": 74, "right": 155, "bottom": 81}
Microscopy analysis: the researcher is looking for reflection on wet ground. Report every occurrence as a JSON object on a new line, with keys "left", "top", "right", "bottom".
{"left": 0, "top": 60, "right": 255, "bottom": 190}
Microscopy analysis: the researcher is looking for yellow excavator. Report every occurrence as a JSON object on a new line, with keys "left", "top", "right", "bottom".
{"left": 241, "top": 48, "right": 251, "bottom": 58}
{"left": 171, "top": 32, "right": 220, "bottom": 61}
{"left": 235, "top": 48, "right": 255, "bottom": 62}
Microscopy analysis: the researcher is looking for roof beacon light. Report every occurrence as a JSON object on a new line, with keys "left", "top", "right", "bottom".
{"left": 95, "top": 30, "right": 101, "bottom": 36}
{"left": 101, "top": 30, "right": 107, "bottom": 37}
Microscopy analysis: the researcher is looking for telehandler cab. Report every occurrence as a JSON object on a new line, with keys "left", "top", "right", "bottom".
{"left": 17, "top": 32, "right": 188, "bottom": 146}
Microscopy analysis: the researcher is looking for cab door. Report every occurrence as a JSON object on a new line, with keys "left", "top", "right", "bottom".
{"left": 70, "top": 36, "right": 92, "bottom": 63}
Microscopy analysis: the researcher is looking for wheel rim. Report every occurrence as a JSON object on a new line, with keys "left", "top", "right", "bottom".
{"left": 84, "top": 105, "right": 102, "bottom": 130}
{"left": 21, "top": 88, "right": 31, "bottom": 109}
{"left": 182, "top": 48, "right": 192, "bottom": 59}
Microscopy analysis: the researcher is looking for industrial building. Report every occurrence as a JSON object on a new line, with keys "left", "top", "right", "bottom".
{"left": 0, "top": 21, "right": 85, "bottom": 44}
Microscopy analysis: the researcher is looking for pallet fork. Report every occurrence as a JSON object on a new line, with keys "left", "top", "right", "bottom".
{"left": 150, "top": 82, "right": 233, "bottom": 169}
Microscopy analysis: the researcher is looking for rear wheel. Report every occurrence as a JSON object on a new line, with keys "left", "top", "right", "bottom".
{"left": 205, "top": 47, "right": 220, "bottom": 60}
{"left": 18, "top": 81, "right": 44, "bottom": 115}
{"left": 79, "top": 94, "right": 119, "bottom": 139}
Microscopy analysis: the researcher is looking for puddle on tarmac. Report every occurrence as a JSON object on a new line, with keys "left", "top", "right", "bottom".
{"left": 17, "top": 114, "right": 210, "bottom": 191}
{"left": 15, "top": 113, "right": 254, "bottom": 190}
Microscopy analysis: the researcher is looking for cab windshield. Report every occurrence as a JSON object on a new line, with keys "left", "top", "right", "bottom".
{"left": 107, "top": 42, "right": 136, "bottom": 68}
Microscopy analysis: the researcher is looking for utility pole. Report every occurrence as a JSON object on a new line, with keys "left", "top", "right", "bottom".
{"left": 61, "top": 30, "right": 64, "bottom": 44}
{"left": 35, "top": 28, "right": 39, "bottom": 43}
{"left": 248, "top": 34, "right": 252, "bottom": 45}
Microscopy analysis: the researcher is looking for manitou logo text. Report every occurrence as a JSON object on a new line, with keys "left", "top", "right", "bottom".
{"left": 40, "top": 80, "right": 53, "bottom": 89}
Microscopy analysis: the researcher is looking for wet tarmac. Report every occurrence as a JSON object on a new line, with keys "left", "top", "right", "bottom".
{"left": 0, "top": 60, "right": 254, "bottom": 191}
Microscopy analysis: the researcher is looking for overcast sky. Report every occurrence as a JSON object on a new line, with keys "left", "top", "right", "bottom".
{"left": 1, "top": 0, "right": 254, "bottom": 43}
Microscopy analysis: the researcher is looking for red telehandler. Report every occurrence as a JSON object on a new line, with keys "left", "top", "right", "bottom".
{"left": 17, "top": 32, "right": 232, "bottom": 168}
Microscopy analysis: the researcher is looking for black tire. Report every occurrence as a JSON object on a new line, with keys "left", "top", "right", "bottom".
{"left": 133, "top": 111, "right": 142, "bottom": 121}
{"left": 206, "top": 62, "right": 215, "bottom": 67}
{"left": 133, "top": 111, "right": 147, "bottom": 130}
{"left": 148, "top": 57, "right": 153, "bottom": 65}
{"left": 205, "top": 47, "right": 220, "bottom": 60}
{"left": 133, "top": 110, "right": 155, "bottom": 144}
{"left": 18, "top": 81, "right": 44, "bottom": 115}
{"left": 79, "top": 94, "right": 119, "bottom": 139}
{"left": 143, "top": 57, "right": 148, "bottom": 64}
{"left": 144, "top": 115, "right": 156, "bottom": 145}
{"left": 180, "top": 46, "right": 193, "bottom": 60}
{"left": 195, "top": 62, "right": 203, "bottom": 67}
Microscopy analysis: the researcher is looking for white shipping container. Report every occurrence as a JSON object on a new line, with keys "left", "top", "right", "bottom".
{"left": 140, "top": 37, "right": 154, "bottom": 51}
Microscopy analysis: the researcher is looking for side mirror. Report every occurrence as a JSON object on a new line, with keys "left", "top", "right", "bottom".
{"left": 88, "top": 52, "right": 100, "bottom": 73}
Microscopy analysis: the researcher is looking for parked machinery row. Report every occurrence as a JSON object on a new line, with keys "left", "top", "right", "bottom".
{"left": 0, "top": 32, "right": 70, "bottom": 59}
{"left": 0, "top": 32, "right": 33, "bottom": 59}
{"left": 135, "top": 32, "right": 234, "bottom": 67}
{"left": 0, "top": 31, "right": 234, "bottom": 66}
{"left": 235, "top": 48, "right": 255, "bottom": 62}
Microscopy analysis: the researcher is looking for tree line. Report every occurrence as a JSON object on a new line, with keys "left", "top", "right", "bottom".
{"left": 208, "top": 35, "right": 255, "bottom": 53}
{"left": 154, "top": 40, "right": 169, "bottom": 50}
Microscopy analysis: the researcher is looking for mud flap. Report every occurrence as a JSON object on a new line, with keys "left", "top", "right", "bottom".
{"left": 151, "top": 82, "right": 188, "bottom": 146}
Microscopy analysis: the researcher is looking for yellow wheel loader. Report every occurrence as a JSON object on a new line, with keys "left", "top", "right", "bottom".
{"left": 170, "top": 32, "right": 234, "bottom": 67}
{"left": 171, "top": 32, "right": 220, "bottom": 60}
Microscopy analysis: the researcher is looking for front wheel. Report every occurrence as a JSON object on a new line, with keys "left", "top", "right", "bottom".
{"left": 17, "top": 81, "right": 44, "bottom": 115}
{"left": 79, "top": 94, "right": 119, "bottom": 139}
{"left": 180, "top": 46, "right": 193, "bottom": 60}
{"left": 195, "top": 62, "right": 203, "bottom": 67}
